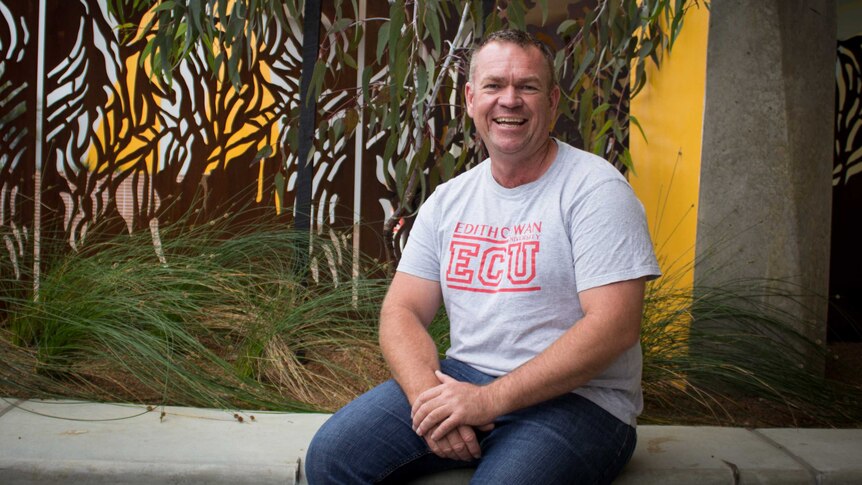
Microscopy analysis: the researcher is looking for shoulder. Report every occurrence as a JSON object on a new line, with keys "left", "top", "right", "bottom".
{"left": 422, "top": 160, "right": 488, "bottom": 207}
{"left": 553, "top": 141, "right": 633, "bottom": 208}
{"left": 555, "top": 141, "right": 627, "bottom": 186}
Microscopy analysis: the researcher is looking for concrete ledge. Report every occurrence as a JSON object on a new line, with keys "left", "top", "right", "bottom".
{"left": 0, "top": 399, "right": 327, "bottom": 485}
{"left": 1, "top": 459, "right": 299, "bottom": 485}
{"left": 410, "top": 426, "right": 812, "bottom": 485}
{"left": 1, "top": 399, "right": 861, "bottom": 485}
{"left": 757, "top": 428, "right": 862, "bottom": 484}
{"left": 616, "top": 426, "right": 809, "bottom": 484}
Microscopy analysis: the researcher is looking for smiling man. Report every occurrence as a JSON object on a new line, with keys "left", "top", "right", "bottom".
{"left": 306, "top": 29, "right": 660, "bottom": 484}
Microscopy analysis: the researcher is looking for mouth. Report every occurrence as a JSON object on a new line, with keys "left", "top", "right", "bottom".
{"left": 493, "top": 117, "right": 527, "bottom": 126}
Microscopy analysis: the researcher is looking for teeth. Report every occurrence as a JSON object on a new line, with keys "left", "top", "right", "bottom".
{"left": 494, "top": 117, "right": 526, "bottom": 125}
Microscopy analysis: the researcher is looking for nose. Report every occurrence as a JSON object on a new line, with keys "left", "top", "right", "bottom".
{"left": 498, "top": 85, "right": 522, "bottom": 108}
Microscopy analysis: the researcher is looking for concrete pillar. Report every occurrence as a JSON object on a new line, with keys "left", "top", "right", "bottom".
{"left": 694, "top": 0, "right": 836, "bottom": 366}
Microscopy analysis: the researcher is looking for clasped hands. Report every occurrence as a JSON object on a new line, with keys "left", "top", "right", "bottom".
{"left": 410, "top": 370, "right": 498, "bottom": 461}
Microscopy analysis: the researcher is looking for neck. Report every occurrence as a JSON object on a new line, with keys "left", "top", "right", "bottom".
{"left": 490, "top": 138, "right": 557, "bottom": 188}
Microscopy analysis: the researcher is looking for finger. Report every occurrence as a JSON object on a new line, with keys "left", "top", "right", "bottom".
{"left": 425, "top": 428, "right": 452, "bottom": 459}
{"left": 425, "top": 437, "right": 441, "bottom": 456}
{"left": 411, "top": 386, "right": 441, "bottom": 418}
{"left": 445, "top": 430, "right": 472, "bottom": 461}
{"left": 428, "top": 414, "right": 458, "bottom": 441}
{"left": 477, "top": 422, "right": 495, "bottom": 432}
{"left": 412, "top": 396, "right": 445, "bottom": 431}
{"left": 411, "top": 402, "right": 427, "bottom": 431}
{"left": 416, "top": 405, "right": 449, "bottom": 436}
{"left": 412, "top": 400, "right": 441, "bottom": 433}
{"left": 457, "top": 425, "right": 481, "bottom": 459}
{"left": 434, "top": 370, "right": 458, "bottom": 384}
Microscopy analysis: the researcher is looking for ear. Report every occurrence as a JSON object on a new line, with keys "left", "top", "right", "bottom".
{"left": 549, "top": 85, "right": 561, "bottom": 113}
{"left": 465, "top": 81, "right": 475, "bottom": 118}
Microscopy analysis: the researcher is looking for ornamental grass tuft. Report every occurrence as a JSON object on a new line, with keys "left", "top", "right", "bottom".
{"left": 1, "top": 215, "right": 859, "bottom": 425}
{"left": 0, "top": 214, "right": 388, "bottom": 412}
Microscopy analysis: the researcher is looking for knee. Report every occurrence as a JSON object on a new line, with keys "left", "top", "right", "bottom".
{"left": 304, "top": 422, "right": 348, "bottom": 484}
{"left": 304, "top": 380, "right": 413, "bottom": 483}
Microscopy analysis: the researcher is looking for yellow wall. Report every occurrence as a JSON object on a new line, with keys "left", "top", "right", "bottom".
{"left": 629, "top": 5, "right": 709, "bottom": 291}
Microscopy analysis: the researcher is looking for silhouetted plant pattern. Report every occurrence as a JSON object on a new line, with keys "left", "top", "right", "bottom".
{"left": 0, "top": 0, "right": 701, "bottom": 279}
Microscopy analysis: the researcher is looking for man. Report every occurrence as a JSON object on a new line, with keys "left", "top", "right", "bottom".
{"left": 306, "top": 29, "right": 660, "bottom": 484}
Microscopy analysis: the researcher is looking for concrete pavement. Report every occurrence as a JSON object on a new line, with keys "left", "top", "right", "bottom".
{"left": 1, "top": 398, "right": 860, "bottom": 484}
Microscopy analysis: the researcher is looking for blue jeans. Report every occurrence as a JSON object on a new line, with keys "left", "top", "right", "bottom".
{"left": 305, "top": 359, "right": 636, "bottom": 484}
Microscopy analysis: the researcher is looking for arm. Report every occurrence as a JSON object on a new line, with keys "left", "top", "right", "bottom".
{"left": 379, "top": 271, "right": 444, "bottom": 404}
{"left": 412, "top": 277, "right": 646, "bottom": 440}
{"left": 379, "top": 271, "right": 486, "bottom": 460}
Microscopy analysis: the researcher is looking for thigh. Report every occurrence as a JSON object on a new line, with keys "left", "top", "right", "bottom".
{"left": 305, "top": 366, "right": 481, "bottom": 485}
{"left": 471, "top": 393, "right": 636, "bottom": 485}
{"left": 305, "top": 379, "right": 428, "bottom": 484}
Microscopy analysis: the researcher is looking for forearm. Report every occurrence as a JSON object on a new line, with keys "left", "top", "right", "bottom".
{"left": 483, "top": 313, "right": 639, "bottom": 416}
{"left": 378, "top": 273, "right": 483, "bottom": 461}
{"left": 379, "top": 308, "right": 442, "bottom": 403}
{"left": 412, "top": 279, "right": 645, "bottom": 441}
{"left": 481, "top": 278, "right": 646, "bottom": 417}
{"left": 378, "top": 272, "right": 446, "bottom": 404}
{"left": 409, "top": 323, "right": 628, "bottom": 441}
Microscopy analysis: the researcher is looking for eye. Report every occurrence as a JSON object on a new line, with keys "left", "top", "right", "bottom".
{"left": 521, "top": 84, "right": 539, "bottom": 92}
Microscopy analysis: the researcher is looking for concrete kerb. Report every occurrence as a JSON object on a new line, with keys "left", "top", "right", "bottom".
{"left": 756, "top": 428, "right": 862, "bottom": 484}
{"left": 0, "top": 398, "right": 21, "bottom": 418}
{"left": 2, "top": 398, "right": 861, "bottom": 485}
{"left": 616, "top": 426, "right": 809, "bottom": 484}
{"left": 0, "top": 399, "right": 327, "bottom": 485}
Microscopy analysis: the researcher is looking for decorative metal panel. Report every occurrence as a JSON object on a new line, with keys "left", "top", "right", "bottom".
{"left": 0, "top": 0, "right": 395, "bottom": 283}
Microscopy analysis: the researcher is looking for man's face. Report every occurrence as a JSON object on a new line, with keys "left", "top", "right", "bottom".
{"left": 466, "top": 41, "right": 560, "bottom": 161}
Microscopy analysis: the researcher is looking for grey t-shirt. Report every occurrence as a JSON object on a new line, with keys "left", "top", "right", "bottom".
{"left": 397, "top": 140, "right": 661, "bottom": 425}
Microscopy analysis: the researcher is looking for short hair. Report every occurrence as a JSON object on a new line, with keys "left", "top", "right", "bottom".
{"left": 468, "top": 29, "right": 557, "bottom": 87}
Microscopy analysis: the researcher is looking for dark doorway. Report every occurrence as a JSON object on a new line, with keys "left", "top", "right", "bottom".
{"left": 831, "top": 35, "right": 862, "bottom": 341}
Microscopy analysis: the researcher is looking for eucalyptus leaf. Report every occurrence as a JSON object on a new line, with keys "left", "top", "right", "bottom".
{"left": 558, "top": 19, "right": 579, "bottom": 35}
{"left": 329, "top": 18, "right": 353, "bottom": 36}
{"left": 417, "top": 65, "right": 429, "bottom": 100}
{"left": 153, "top": 1, "right": 176, "bottom": 13}
{"left": 440, "top": 152, "right": 456, "bottom": 180}
{"left": 362, "top": 66, "right": 372, "bottom": 102}
{"left": 507, "top": 0, "right": 526, "bottom": 30}
{"left": 394, "top": 158, "right": 408, "bottom": 196}
{"left": 592, "top": 103, "right": 611, "bottom": 118}
{"left": 342, "top": 50, "right": 358, "bottom": 70}
{"left": 630, "top": 114, "right": 648, "bottom": 143}
{"left": 309, "top": 61, "right": 327, "bottom": 105}
{"left": 425, "top": 3, "right": 442, "bottom": 53}
{"left": 376, "top": 21, "right": 390, "bottom": 63}
{"left": 333, "top": 118, "right": 345, "bottom": 144}
{"left": 120, "top": 0, "right": 709, "bottom": 261}
{"left": 595, "top": 119, "right": 614, "bottom": 140}
{"left": 253, "top": 145, "right": 273, "bottom": 162}
{"left": 342, "top": 110, "right": 357, "bottom": 138}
